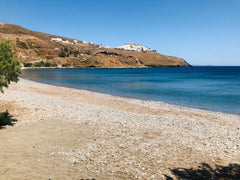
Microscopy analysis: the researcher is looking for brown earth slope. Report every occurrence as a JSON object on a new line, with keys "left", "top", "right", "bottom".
{"left": 0, "top": 22, "right": 190, "bottom": 67}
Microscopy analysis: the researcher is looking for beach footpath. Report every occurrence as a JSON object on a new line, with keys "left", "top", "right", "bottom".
{"left": 0, "top": 78, "right": 239, "bottom": 179}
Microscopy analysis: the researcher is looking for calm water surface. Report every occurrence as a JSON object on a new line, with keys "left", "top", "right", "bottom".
{"left": 21, "top": 66, "right": 240, "bottom": 114}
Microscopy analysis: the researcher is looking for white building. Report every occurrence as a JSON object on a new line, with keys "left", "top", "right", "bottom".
{"left": 116, "top": 43, "right": 152, "bottom": 52}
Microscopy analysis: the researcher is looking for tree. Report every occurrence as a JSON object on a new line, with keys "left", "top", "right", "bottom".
{"left": 0, "top": 41, "right": 21, "bottom": 93}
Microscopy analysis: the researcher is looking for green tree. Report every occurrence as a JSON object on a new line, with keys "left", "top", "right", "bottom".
{"left": 0, "top": 41, "right": 21, "bottom": 93}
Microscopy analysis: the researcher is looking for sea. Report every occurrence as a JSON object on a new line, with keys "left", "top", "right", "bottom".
{"left": 21, "top": 66, "right": 240, "bottom": 115}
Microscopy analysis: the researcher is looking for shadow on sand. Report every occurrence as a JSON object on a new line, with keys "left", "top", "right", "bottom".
{"left": 164, "top": 163, "right": 240, "bottom": 180}
{"left": 0, "top": 110, "right": 17, "bottom": 129}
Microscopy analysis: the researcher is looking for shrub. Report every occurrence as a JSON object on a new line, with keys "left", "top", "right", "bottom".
{"left": 59, "top": 50, "right": 66, "bottom": 57}
{"left": 64, "top": 47, "right": 68, "bottom": 52}
{"left": 86, "top": 50, "right": 92, "bottom": 55}
{"left": 33, "top": 61, "right": 58, "bottom": 67}
{"left": 62, "top": 63, "right": 70, "bottom": 67}
{"left": 33, "top": 61, "right": 45, "bottom": 67}
{"left": 23, "top": 62, "right": 33, "bottom": 67}
{"left": 0, "top": 110, "right": 11, "bottom": 126}
{"left": 44, "top": 62, "right": 52, "bottom": 67}
{"left": 73, "top": 51, "right": 79, "bottom": 57}
{"left": 51, "top": 62, "right": 57, "bottom": 67}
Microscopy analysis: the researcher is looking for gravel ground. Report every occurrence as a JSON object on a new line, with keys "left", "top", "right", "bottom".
{"left": 0, "top": 78, "right": 239, "bottom": 179}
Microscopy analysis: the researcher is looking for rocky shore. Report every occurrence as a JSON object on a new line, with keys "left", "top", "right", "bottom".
{"left": 0, "top": 78, "right": 239, "bottom": 179}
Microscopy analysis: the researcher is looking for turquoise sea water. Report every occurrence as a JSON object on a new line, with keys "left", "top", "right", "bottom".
{"left": 21, "top": 66, "right": 240, "bottom": 114}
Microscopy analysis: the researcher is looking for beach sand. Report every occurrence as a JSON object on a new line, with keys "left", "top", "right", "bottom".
{"left": 0, "top": 78, "right": 239, "bottom": 179}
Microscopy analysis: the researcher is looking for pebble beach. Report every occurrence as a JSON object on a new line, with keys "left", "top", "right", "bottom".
{"left": 0, "top": 78, "right": 239, "bottom": 179}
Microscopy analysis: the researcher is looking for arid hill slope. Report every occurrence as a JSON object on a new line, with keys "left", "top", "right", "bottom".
{"left": 0, "top": 22, "right": 190, "bottom": 67}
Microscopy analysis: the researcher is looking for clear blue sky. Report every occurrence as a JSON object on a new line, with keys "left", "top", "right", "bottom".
{"left": 0, "top": 0, "right": 239, "bottom": 65}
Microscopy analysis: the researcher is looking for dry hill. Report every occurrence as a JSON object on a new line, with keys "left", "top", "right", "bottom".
{"left": 0, "top": 22, "right": 190, "bottom": 68}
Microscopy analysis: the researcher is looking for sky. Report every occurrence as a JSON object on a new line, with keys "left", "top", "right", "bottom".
{"left": 0, "top": 0, "right": 239, "bottom": 66}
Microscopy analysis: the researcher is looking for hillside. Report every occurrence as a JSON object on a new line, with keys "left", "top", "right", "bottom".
{"left": 0, "top": 22, "right": 190, "bottom": 68}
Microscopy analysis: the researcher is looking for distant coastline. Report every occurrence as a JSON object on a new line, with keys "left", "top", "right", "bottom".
{"left": 1, "top": 22, "right": 190, "bottom": 68}
{"left": 21, "top": 65, "right": 191, "bottom": 70}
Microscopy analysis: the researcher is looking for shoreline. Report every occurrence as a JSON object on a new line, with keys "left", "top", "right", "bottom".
{"left": 0, "top": 78, "right": 239, "bottom": 179}
{"left": 20, "top": 76, "right": 226, "bottom": 114}
{"left": 21, "top": 66, "right": 189, "bottom": 70}
{"left": 20, "top": 72, "right": 239, "bottom": 116}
